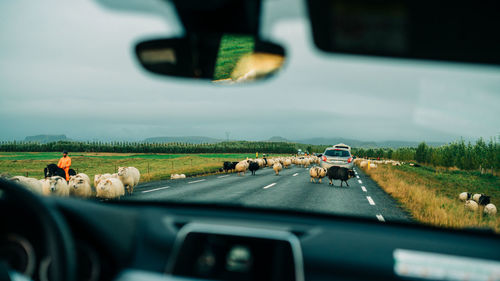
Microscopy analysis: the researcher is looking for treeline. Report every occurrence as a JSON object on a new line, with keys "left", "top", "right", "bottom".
{"left": 353, "top": 138, "right": 500, "bottom": 171}
{"left": 0, "top": 140, "right": 301, "bottom": 154}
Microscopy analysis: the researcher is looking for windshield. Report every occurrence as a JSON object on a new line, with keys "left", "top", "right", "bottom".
{"left": 0, "top": 0, "right": 499, "bottom": 235}
{"left": 324, "top": 150, "right": 351, "bottom": 157}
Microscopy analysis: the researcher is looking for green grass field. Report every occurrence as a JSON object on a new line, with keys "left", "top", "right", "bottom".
{"left": 0, "top": 152, "right": 282, "bottom": 182}
{"left": 213, "top": 34, "right": 254, "bottom": 80}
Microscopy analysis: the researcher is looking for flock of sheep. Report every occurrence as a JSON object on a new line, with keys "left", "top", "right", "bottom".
{"left": 460, "top": 192, "right": 497, "bottom": 216}
{"left": 222, "top": 156, "right": 320, "bottom": 176}
{"left": 7, "top": 166, "right": 140, "bottom": 199}
{"left": 222, "top": 156, "right": 356, "bottom": 187}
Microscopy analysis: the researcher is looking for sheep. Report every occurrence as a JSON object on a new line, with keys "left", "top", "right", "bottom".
{"left": 266, "top": 158, "right": 275, "bottom": 167}
{"left": 68, "top": 174, "right": 92, "bottom": 198}
{"left": 248, "top": 161, "right": 259, "bottom": 175}
{"left": 484, "top": 204, "right": 497, "bottom": 216}
{"left": 93, "top": 173, "right": 117, "bottom": 187}
{"left": 235, "top": 160, "right": 249, "bottom": 176}
{"left": 9, "top": 176, "right": 43, "bottom": 194}
{"left": 42, "top": 176, "right": 69, "bottom": 196}
{"left": 96, "top": 178, "right": 125, "bottom": 199}
{"left": 326, "top": 166, "right": 352, "bottom": 187}
{"left": 369, "top": 163, "right": 377, "bottom": 169}
{"left": 223, "top": 161, "right": 236, "bottom": 173}
{"left": 170, "top": 174, "right": 186, "bottom": 179}
{"left": 117, "top": 166, "right": 140, "bottom": 195}
{"left": 309, "top": 166, "right": 327, "bottom": 183}
{"left": 283, "top": 158, "right": 292, "bottom": 168}
{"left": 359, "top": 161, "right": 368, "bottom": 168}
{"left": 472, "top": 193, "right": 490, "bottom": 205}
{"left": 273, "top": 162, "right": 283, "bottom": 175}
{"left": 465, "top": 200, "right": 479, "bottom": 212}
{"left": 458, "top": 192, "right": 472, "bottom": 201}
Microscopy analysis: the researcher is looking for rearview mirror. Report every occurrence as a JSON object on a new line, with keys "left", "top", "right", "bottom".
{"left": 135, "top": 33, "right": 285, "bottom": 83}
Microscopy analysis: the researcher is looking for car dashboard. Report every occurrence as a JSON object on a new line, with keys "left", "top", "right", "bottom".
{"left": 3, "top": 197, "right": 500, "bottom": 281}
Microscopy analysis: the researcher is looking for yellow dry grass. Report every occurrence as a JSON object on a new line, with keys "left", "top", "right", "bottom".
{"left": 364, "top": 165, "right": 500, "bottom": 233}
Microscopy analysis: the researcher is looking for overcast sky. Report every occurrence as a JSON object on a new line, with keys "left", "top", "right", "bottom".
{"left": 0, "top": 0, "right": 499, "bottom": 143}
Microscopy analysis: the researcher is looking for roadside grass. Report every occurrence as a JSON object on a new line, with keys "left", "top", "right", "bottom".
{"left": 362, "top": 164, "right": 500, "bottom": 232}
{"left": 213, "top": 34, "right": 254, "bottom": 80}
{"left": 0, "top": 152, "right": 286, "bottom": 182}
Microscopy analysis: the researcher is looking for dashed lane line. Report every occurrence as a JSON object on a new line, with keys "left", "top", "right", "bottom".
{"left": 142, "top": 186, "right": 170, "bottom": 193}
{"left": 188, "top": 179, "right": 206, "bottom": 184}
{"left": 358, "top": 180, "right": 362, "bottom": 184}
{"left": 356, "top": 175, "right": 360, "bottom": 179}
{"left": 263, "top": 183, "right": 277, "bottom": 189}
{"left": 361, "top": 186, "right": 367, "bottom": 192}
{"left": 217, "top": 175, "right": 230, "bottom": 178}
{"left": 376, "top": 214, "right": 385, "bottom": 222}
{"left": 367, "top": 196, "right": 376, "bottom": 205}
{"left": 292, "top": 173, "right": 299, "bottom": 176}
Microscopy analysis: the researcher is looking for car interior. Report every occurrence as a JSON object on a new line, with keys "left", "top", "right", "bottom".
{"left": 1, "top": 0, "right": 499, "bottom": 281}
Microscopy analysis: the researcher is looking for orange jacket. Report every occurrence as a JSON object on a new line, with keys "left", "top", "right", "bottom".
{"left": 57, "top": 156, "right": 72, "bottom": 170}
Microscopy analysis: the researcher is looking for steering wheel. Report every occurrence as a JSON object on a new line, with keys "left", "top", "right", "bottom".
{"left": 0, "top": 179, "right": 76, "bottom": 281}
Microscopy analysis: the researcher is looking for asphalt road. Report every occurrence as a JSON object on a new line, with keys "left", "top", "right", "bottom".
{"left": 129, "top": 165, "right": 410, "bottom": 222}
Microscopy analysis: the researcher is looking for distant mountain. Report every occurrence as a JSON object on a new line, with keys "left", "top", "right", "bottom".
{"left": 267, "top": 136, "right": 290, "bottom": 142}
{"left": 24, "top": 134, "right": 69, "bottom": 143}
{"left": 294, "top": 137, "right": 377, "bottom": 147}
{"left": 143, "top": 136, "right": 223, "bottom": 144}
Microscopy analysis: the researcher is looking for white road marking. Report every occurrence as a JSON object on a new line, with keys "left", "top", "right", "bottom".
{"left": 188, "top": 179, "right": 206, "bottom": 184}
{"left": 356, "top": 175, "right": 360, "bottom": 178}
{"left": 361, "top": 186, "right": 367, "bottom": 192}
{"left": 376, "top": 214, "right": 385, "bottom": 222}
{"left": 142, "top": 186, "right": 170, "bottom": 193}
{"left": 367, "top": 196, "right": 376, "bottom": 205}
{"left": 217, "top": 175, "right": 230, "bottom": 178}
{"left": 263, "top": 183, "right": 277, "bottom": 189}
{"left": 358, "top": 180, "right": 362, "bottom": 184}
{"left": 292, "top": 173, "right": 299, "bottom": 176}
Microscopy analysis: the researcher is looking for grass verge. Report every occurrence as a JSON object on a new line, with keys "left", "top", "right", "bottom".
{"left": 362, "top": 164, "right": 500, "bottom": 233}
{"left": 0, "top": 152, "right": 285, "bottom": 182}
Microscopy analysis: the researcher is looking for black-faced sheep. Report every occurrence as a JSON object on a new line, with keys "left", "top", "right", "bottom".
{"left": 248, "top": 161, "right": 259, "bottom": 175}
{"left": 327, "top": 166, "right": 352, "bottom": 187}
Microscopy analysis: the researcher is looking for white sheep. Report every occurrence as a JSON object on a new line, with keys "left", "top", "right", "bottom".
{"left": 273, "top": 162, "right": 283, "bottom": 175}
{"left": 266, "top": 158, "right": 275, "bottom": 167}
{"left": 75, "top": 173, "right": 91, "bottom": 185}
{"left": 170, "top": 174, "right": 186, "bottom": 180}
{"left": 369, "top": 163, "right": 378, "bottom": 169}
{"left": 117, "top": 166, "right": 140, "bottom": 195}
{"left": 68, "top": 174, "right": 92, "bottom": 198}
{"left": 96, "top": 177, "right": 125, "bottom": 199}
{"left": 94, "top": 173, "right": 118, "bottom": 187}
{"left": 472, "top": 193, "right": 486, "bottom": 203}
{"left": 360, "top": 161, "right": 368, "bottom": 168}
{"left": 458, "top": 192, "right": 471, "bottom": 201}
{"left": 235, "top": 160, "right": 249, "bottom": 176}
{"left": 484, "top": 203, "right": 497, "bottom": 216}
{"left": 464, "top": 200, "right": 479, "bottom": 212}
{"left": 42, "top": 176, "right": 69, "bottom": 197}
{"left": 283, "top": 158, "right": 292, "bottom": 168}
{"left": 10, "top": 176, "right": 43, "bottom": 194}
{"left": 309, "top": 167, "right": 327, "bottom": 183}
